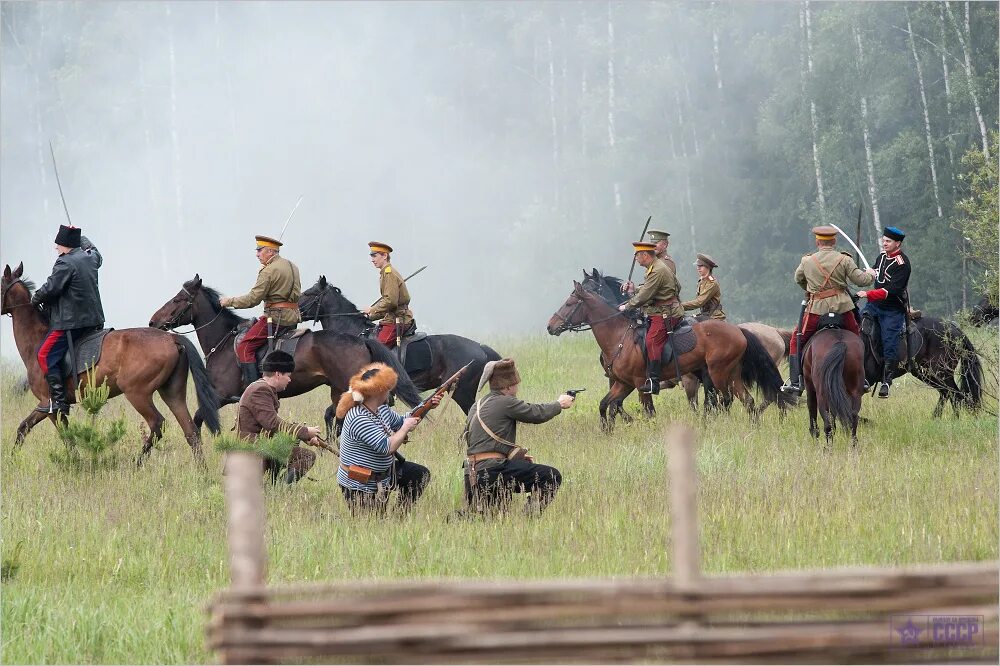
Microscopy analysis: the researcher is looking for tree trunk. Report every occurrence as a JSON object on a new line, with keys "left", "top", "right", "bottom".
{"left": 906, "top": 7, "right": 943, "bottom": 219}
{"left": 802, "top": 3, "right": 825, "bottom": 213}
{"left": 853, "top": 23, "right": 882, "bottom": 234}
{"left": 165, "top": 4, "right": 185, "bottom": 231}
{"left": 938, "top": 5, "right": 955, "bottom": 172}
{"left": 607, "top": 1, "right": 622, "bottom": 226}
{"left": 945, "top": 1, "right": 990, "bottom": 160}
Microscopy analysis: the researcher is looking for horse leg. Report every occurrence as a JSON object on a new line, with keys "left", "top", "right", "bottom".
{"left": 124, "top": 392, "right": 166, "bottom": 467}
{"left": 158, "top": 385, "right": 205, "bottom": 466}
{"left": 681, "top": 373, "right": 700, "bottom": 412}
{"left": 807, "top": 388, "right": 820, "bottom": 440}
{"left": 727, "top": 371, "right": 760, "bottom": 424}
{"left": 602, "top": 382, "right": 634, "bottom": 433}
{"left": 14, "top": 410, "right": 50, "bottom": 449}
{"left": 638, "top": 391, "right": 655, "bottom": 418}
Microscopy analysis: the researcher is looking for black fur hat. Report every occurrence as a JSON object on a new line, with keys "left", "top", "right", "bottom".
{"left": 54, "top": 225, "right": 81, "bottom": 248}
{"left": 261, "top": 350, "right": 295, "bottom": 373}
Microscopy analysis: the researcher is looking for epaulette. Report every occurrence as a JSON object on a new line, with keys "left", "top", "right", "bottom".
{"left": 840, "top": 251, "right": 853, "bottom": 257}
{"left": 707, "top": 275, "right": 716, "bottom": 282}
{"left": 383, "top": 266, "right": 392, "bottom": 274}
{"left": 895, "top": 255, "right": 905, "bottom": 265}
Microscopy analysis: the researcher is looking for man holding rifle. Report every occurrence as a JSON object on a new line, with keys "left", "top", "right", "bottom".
{"left": 462, "top": 358, "right": 575, "bottom": 515}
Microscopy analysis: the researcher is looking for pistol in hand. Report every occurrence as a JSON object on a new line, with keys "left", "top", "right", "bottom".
{"left": 565, "top": 388, "right": 586, "bottom": 398}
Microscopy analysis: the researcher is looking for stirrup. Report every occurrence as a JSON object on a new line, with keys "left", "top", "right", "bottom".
{"left": 780, "top": 380, "right": 803, "bottom": 396}
{"left": 641, "top": 378, "right": 659, "bottom": 395}
{"left": 877, "top": 382, "right": 890, "bottom": 398}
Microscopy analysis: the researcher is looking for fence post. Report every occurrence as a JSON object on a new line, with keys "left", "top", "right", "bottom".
{"left": 667, "top": 424, "right": 701, "bottom": 589}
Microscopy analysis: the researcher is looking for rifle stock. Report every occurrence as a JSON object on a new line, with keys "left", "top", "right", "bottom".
{"left": 410, "top": 360, "right": 474, "bottom": 419}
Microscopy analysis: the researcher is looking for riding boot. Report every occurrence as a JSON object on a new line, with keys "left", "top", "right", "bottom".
{"left": 642, "top": 360, "right": 660, "bottom": 395}
{"left": 780, "top": 355, "right": 804, "bottom": 396}
{"left": 36, "top": 371, "right": 70, "bottom": 419}
{"left": 240, "top": 362, "right": 261, "bottom": 391}
{"left": 878, "top": 360, "right": 897, "bottom": 398}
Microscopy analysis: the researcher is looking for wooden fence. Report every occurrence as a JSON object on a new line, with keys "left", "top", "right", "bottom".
{"left": 207, "top": 426, "right": 998, "bottom": 664}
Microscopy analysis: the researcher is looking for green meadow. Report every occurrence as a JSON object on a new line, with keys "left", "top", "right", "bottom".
{"left": 2, "top": 332, "right": 997, "bottom": 664}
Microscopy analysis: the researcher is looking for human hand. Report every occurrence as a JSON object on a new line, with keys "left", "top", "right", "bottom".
{"left": 618, "top": 303, "right": 629, "bottom": 312}
{"left": 621, "top": 280, "right": 635, "bottom": 295}
{"left": 865, "top": 268, "right": 877, "bottom": 277}
{"left": 304, "top": 426, "right": 321, "bottom": 439}
{"left": 557, "top": 394, "right": 574, "bottom": 409}
{"left": 856, "top": 291, "right": 867, "bottom": 299}
{"left": 402, "top": 416, "right": 421, "bottom": 431}
{"left": 219, "top": 296, "right": 231, "bottom": 307}
{"left": 428, "top": 394, "right": 443, "bottom": 409}
{"left": 360, "top": 307, "right": 371, "bottom": 316}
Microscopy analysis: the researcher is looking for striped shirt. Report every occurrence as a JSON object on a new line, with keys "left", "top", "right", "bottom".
{"left": 337, "top": 404, "right": 409, "bottom": 493}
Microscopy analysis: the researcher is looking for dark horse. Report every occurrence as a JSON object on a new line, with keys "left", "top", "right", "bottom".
{"left": 546, "top": 277, "right": 793, "bottom": 430}
{"left": 861, "top": 314, "right": 983, "bottom": 418}
{"left": 2, "top": 263, "right": 220, "bottom": 464}
{"left": 297, "top": 275, "right": 501, "bottom": 414}
{"left": 804, "top": 327, "right": 864, "bottom": 446}
{"left": 148, "top": 275, "right": 422, "bottom": 436}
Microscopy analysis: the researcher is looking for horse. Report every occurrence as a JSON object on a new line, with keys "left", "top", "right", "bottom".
{"left": 803, "top": 327, "right": 865, "bottom": 446}
{"left": 861, "top": 314, "right": 983, "bottom": 418}
{"left": 2, "top": 263, "right": 220, "bottom": 464}
{"left": 584, "top": 269, "right": 793, "bottom": 411}
{"left": 970, "top": 295, "right": 999, "bottom": 327}
{"left": 546, "top": 277, "right": 793, "bottom": 430}
{"left": 148, "top": 275, "right": 422, "bottom": 438}
{"left": 296, "top": 275, "right": 501, "bottom": 414}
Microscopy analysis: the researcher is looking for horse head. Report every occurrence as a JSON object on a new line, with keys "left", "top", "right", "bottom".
{"left": 547, "top": 279, "right": 604, "bottom": 336}
{"left": 149, "top": 274, "right": 204, "bottom": 329}
{"left": 1, "top": 262, "right": 29, "bottom": 315}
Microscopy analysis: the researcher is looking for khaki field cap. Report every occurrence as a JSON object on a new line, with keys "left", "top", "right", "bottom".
{"left": 646, "top": 229, "right": 670, "bottom": 241}
{"left": 368, "top": 241, "right": 393, "bottom": 254}
{"left": 695, "top": 253, "right": 718, "bottom": 269}
{"left": 811, "top": 226, "right": 837, "bottom": 241}
{"left": 255, "top": 235, "right": 282, "bottom": 249}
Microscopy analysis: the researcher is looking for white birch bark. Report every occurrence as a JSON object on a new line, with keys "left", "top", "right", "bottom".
{"left": 945, "top": 1, "right": 990, "bottom": 160}
{"left": 853, "top": 23, "right": 882, "bottom": 234}
{"left": 938, "top": 5, "right": 955, "bottom": 172}
{"left": 802, "top": 3, "right": 825, "bottom": 212}
{"left": 166, "top": 4, "right": 185, "bottom": 230}
{"left": 711, "top": 3, "right": 723, "bottom": 92}
{"left": 906, "top": 8, "right": 943, "bottom": 218}
{"left": 607, "top": 1, "right": 621, "bottom": 225}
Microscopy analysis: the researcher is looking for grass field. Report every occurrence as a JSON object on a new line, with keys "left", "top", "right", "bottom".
{"left": 2, "top": 332, "right": 997, "bottom": 664}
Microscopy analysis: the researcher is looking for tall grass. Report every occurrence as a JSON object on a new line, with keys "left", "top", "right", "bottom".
{"left": 2, "top": 332, "right": 996, "bottom": 663}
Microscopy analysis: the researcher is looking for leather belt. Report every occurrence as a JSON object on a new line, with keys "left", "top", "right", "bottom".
{"left": 652, "top": 297, "right": 679, "bottom": 306}
{"left": 809, "top": 288, "right": 840, "bottom": 300}
{"left": 339, "top": 463, "right": 391, "bottom": 482}
{"left": 467, "top": 451, "right": 506, "bottom": 464}
{"left": 265, "top": 301, "right": 298, "bottom": 309}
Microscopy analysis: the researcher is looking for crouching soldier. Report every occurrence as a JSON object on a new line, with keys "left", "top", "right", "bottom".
{"left": 236, "top": 350, "right": 324, "bottom": 484}
{"left": 335, "top": 362, "right": 440, "bottom": 515}
{"left": 462, "top": 358, "right": 574, "bottom": 515}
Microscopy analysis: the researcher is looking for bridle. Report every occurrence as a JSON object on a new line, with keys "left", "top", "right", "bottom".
{"left": 1, "top": 279, "right": 38, "bottom": 315}
{"left": 549, "top": 283, "right": 627, "bottom": 334}
{"left": 300, "top": 283, "right": 369, "bottom": 325}
{"left": 160, "top": 284, "right": 225, "bottom": 334}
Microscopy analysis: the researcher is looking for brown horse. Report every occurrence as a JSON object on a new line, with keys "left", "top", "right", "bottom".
{"left": 2, "top": 263, "right": 220, "bottom": 463}
{"left": 547, "top": 279, "right": 792, "bottom": 430}
{"left": 803, "top": 327, "right": 865, "bottom": 446}
{"left": 148, "top": 275, "right": 422, "bottom": 437}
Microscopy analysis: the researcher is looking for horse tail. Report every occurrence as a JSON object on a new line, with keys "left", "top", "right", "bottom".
{"left": 819, "top": 339, "right": 854, "bottom": 432}
{"left": 177, "top": 335, "right": 221, "bottom": 435}
{"left": 958, "top": 331, "right": 983, "bottom": 411}
{"left": 480, "top": 344, "right": 502, "bottom": 362}
{"left": 740, "top": 329, "right": 796, "bottom": 410}
{"left": 364, "top": 339, "right": 422, "bottom": 408}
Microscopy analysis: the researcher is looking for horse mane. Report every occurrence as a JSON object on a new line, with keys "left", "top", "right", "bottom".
{"left": 8, "top": 277, "right": 49, "bottom": 324}
{"left": 199, "top": 284, "right": 247, "bottom": 327}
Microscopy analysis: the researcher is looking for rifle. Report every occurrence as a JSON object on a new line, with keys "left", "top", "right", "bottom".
{"left": 306, "top": 436, "right": 338, "bottom": 455}
{"left": 565, "top": 388, "right": 586, "bottom": 398}
{"left": 410, "top": 360, "right": 474, "bottom": 419}
{"left": 625, "top": 216, "right": 653, "bottom": 286}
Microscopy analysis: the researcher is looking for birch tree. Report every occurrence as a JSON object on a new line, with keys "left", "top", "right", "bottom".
{"left": 944, "top": 1, "right": 990, "bottom": 160}
{"left": 801, "top": 2, "right": 825, "bottom": 212}
{"left": 853, "top": 22, "right": 881, "bottom": 234}
{"left": 607, "top": 1, "right": 622, "bottom": 225}
{"left": 906, "top": 6, "right": 943, "bottom": 218}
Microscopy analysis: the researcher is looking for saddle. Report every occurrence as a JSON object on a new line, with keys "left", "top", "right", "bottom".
{"left": 397, "top": 332, "right": 433, "bottom": 374}
{"left": 637, "top": 316, "right": 697, "bottom": 369}
{"left": 233, "top": 318, "right": 308, "bottom": 369}
{"left": 860, "top": 312, "right": 923, "bottom": 365}
{"left": 59, "top": 328, "right": 113, "bottom": 379}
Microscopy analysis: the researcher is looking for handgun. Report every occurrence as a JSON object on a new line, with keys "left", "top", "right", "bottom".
{"left": 565, "top": 388, "right": 586, "bottom": 398}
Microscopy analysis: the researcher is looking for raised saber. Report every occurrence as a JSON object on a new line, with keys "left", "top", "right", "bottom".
{"left": 404, "top": 266, "right": 427, "bottom": 282}
{"left": 49, "top": 141, "right": 74, "bottom": 226}
{"left": 277, "top": 194, "right": 304, "bottom": 241}
{"left": 830, "top": 223, "right": 871, "bottom": 271}
{"left": 626, "top": 215, "right": 653, "bottom": 286}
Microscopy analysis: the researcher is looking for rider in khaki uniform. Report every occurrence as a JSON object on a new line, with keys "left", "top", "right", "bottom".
{"left": 781, "top": 225, "right": 874, "bottom": 395}
{"left": 646, "top": 229, "right": 676, "bottom": 275}
{"left": 221, "top": 235, "right": 302, "bottom": 388}
{"left": 683, "top": 253, "right": 726, "bottom": 320}
{"left": 618, "top": 241, "right": 684, "bottom": 395}
{"left": 362, "top": 241, "right": 414, "bottom": 349}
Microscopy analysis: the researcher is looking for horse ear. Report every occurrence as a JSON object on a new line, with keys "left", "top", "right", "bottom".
{"left": 319, "top": 275, "right": 327, "bottom": 287}
{"left": 13, "top": 262, "right": 23, "bottom": 278}
{"left": 572, "top": 280, "right": 583, "bottom": 293}
{"left": 195, "top": 275, "right": 202, "bottom": 287}
{"left": 2, "top": 265, "right": 10, "bottom": 279}
{"left": 592, "top": 267, "right": 599, "bottom": 277}
{"left": 333, "top": 286, "right": 341, "bottom": 294}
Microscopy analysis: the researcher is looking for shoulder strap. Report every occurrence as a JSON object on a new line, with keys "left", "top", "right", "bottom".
{"left": 808, "top": 252, "right": 847, "bottom": 290}
{"left": 474, "top": 395, "right": 516, "bottom": 447}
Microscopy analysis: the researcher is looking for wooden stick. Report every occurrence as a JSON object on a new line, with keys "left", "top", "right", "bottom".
{"left": 667, "top": 424, "right": 700, "bottom": 589}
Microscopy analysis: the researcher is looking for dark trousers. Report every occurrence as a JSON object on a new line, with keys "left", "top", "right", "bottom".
{"left": 263, "top": 446, "right": 316, "bottom": 485}
{"left": 36, "top": 326, "right": 96, "bottom": 374}
{"left": 340, "top": 460, "right": 430, "bottom": 514}
{"left": 464, "top": 459, "right": 562, "bottom": 514}
{"left": 864, "top": 304, "right": 906, "bottom": 363}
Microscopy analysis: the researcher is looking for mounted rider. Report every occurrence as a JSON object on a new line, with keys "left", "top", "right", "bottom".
{"left": 646, "top": 229, "right": 677, "bottom": 276}
{"left": 30, "top": 224, "right": 105, "bottom": 418}
{"left": 219, "top": 235, "right": 302, "bottom": 389}
{"left": 682, "top": 253, "right": 726, "bottom": 321}
{"left": 618, "top": 241, "right": 684, "bottom": 395}
{"left": 361, "top": 241, "right": 414, "bottom": 349}
{"left": 857, "top": 226, "right": 911, "bottom": 398}
{"left": 781, "top": 225, "right": 874, "bottom": 395}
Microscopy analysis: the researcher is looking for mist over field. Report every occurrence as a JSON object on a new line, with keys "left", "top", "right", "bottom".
{"left": 2, "top": 1, "right": 997, "bottom": 362}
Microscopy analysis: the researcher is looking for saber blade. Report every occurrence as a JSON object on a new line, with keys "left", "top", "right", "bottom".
{"left": 277, "top": 194, "right": 304, "bottom": 241}
{"left": 830, "top": 223, "right": 871, "bottom": 270}
{"left": 49, "top": 141, "right": 74, "bottom": 226}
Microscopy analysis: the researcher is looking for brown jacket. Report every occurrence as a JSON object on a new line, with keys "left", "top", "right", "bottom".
{"left": 228, "top": 254, "right": 303, "bottom": 327}
{"left": 794, "top": 248, "right": 873, "bottom": 315}
{"left": 464, "top": 392, "right": 561, "bottom": 460}
{"left": 625, "top": 259, "right": 684, "bottom": 318}
{"left": 369, "top": 263, "right": 414, "bottom": 326}
{"left": 236, "top": 380, "right": 311, "bottom": 442}
{"left": 657, "top": 252, "right": 677, "bottom": 277}
{"left": 682, "top": 276, "right": 726, "bottom": 320}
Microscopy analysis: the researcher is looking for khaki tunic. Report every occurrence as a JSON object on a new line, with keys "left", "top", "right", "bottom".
{"left": 794, "top": 248, "right": 874, "bottom": 315}
{"left": 464, "top": 392, "right": 562, "bottom": 465}
{"left": 682, "top": 276, "right": 726, "bottom": 320}
{"left": 625, "top": 259, "right": 684, "bottom": 318}
{"left": 228, "top": 255, "right": 303, "bottom": 327}
{"left": 657, "top": 252, "right": 677, "bottom": 277}
{"left": 369, "top": 263, "right": 414, "bottom": 326}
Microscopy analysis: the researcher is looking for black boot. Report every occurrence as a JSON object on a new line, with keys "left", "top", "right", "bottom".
{"left": 641, "top": 360, "right": 660, "bottom": 395}
{"left": 35, "top": 371, "right": 70, "bottom": 418}
{"left": 878, "top": 361, "right": 896, "bottom": 398}
{"left": 781, "top": 355, "right": 803, "bottom": 396}
{"left": 239, "top": 362, "right": 261, "bottom": 391}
